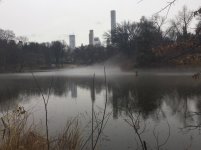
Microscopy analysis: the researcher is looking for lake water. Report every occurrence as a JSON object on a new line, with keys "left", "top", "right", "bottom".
{"left": 1, "top": 67, "right": 201, "bottom": 150}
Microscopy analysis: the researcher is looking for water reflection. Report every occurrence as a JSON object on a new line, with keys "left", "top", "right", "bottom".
{"left": 1, "top": 75, "right": 201, "bottom": 122}
{"left": 108, "top": 76, "right": 201, "bottom": 121}
{"left": 1, "top": 74, "right": 201, "bottom": 149}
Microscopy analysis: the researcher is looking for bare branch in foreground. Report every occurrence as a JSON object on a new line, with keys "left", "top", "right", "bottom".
{"left": 153, "top": 121, "right": 171, "bottom": 150}
{"left": 155, "top": 0, "right": 177, "bottom": 15}
{"left": 93, "top": 66, "right": 108, "bottom": 149}
{"left": 31, "top": 73, "right": 54, "bottom": 150}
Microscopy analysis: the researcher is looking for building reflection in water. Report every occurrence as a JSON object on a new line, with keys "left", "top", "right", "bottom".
{"left": 1, "top": 75, "right": 201, "bottom": 127}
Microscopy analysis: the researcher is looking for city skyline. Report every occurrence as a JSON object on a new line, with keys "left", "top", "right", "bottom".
{"left": 70, "top": 10, "right": 116, "bottom": 48}
{"left": 0, "top": 0, "right": 200, "bottom": 46}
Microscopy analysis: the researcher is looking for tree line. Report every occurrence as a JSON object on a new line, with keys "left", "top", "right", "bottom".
{"left": 0, "top": 35, "right": 69, "bottom": 72}
{"left": 0, "top": 5, "right": 200, "bottom": 72}
{"left": 0, "top": 30, "right": 116, "bottom": 72}
{"left": 105, "top": 5, "right": 201, "bottom": 66}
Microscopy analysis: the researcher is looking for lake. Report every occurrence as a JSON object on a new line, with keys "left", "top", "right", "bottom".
{"left": 1, "top": 66, "right": 201, "bottom": 150}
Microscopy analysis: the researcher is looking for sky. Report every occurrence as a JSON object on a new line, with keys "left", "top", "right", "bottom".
{"left": 0, "top": 0, "right": 200, "bottom": 46}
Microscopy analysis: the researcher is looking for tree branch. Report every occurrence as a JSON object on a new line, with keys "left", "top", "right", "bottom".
{"left": 155, "top": 0, "right": 177, "bottom": 15}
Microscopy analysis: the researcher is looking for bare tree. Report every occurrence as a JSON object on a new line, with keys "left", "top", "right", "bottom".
{"left": 155, "top": 0, "right": 177, "bottom": 15}
{"left": 31, "top": 73, "right": 54, "bottom": 150}
{"left": 124, "top": 111, "right": 147, "bottom": 150}
{"left": 153, "top": 121, "right": 170, "bottom": 150}
{"left": 167, "top": 5, "right": 194, "bottom": 41}
{"left": 152, "top": 14, "right": 166, "bottom": 33}
{"left": 177, "top": 6, "right": 194, "bottom": 38}
{"left": 194, "top": 7, "right": 201, "bottom": 17}
{"left": 16, "top": 36, "right": 29, "bottom": 44}
{"left": 0, "top": 29, "right": 15, "bottom": 41}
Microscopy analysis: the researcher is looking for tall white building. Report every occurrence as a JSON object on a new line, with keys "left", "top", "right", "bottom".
{"left": 89, "top": 30, "right": 94, "bottom": 45}
{"left": 111, "top": 10, "right": 116, "bottom": 31}
{"left": 69, "top": 35, "right": 76, "bottom": 49}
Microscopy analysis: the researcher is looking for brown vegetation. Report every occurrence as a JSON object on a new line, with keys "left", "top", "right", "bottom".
{"left": 0, "top": 106, "right": 82, "bottom": 150}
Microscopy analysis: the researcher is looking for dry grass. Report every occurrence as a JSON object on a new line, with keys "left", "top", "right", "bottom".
{"left": 53, "top": 120, "right": 82, "bottom": 150}
{"left": 0, "top": 106, "right": 82, "bottom": 150}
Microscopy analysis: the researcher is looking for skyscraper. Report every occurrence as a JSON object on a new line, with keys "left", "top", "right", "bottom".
{"left": 69, "top": 35, "right": 76, "bottom": 49}
{"left": 111, "top": 10, "right": 116, "bottom": 31}
{"left": 89, "top": 30, "right": 94, "bottom": 45}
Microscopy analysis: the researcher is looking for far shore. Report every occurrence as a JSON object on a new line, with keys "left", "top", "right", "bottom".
{"left": 1, "top": 63, "right": 201, "bottom": 75}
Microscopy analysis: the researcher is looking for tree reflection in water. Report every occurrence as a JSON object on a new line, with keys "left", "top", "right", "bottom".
{"left": 1, "top": 74, "right": 201, "bottom": 149}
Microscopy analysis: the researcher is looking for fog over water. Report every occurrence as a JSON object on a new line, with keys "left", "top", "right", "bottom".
{"left": 0, "top": 0, "right": 201, "bottom": 149}
{"left": 1, "top": 67, "right": 201, "bottom": 149}
{"left": 1, "top": 64, "right": 200, "bottom": 77}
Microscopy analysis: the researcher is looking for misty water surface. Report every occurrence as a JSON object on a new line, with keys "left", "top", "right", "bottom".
{"left": 1, "top": 67, "right": 201, "bottom": 150}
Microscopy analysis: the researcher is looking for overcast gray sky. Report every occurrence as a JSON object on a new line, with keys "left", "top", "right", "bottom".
{"left": 0, "top": 0, "right": 200, "bottom": 46}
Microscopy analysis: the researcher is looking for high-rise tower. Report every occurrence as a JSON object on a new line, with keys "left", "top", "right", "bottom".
{"left": 69, "top": 35, "right": 76, "bottom": 49}
{"left": 111, "top": 10, "right": 116, "bottom": 31}
{"left": 89, "top": 30, "right": 94, "bottom": 45}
